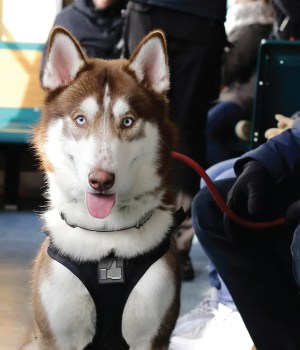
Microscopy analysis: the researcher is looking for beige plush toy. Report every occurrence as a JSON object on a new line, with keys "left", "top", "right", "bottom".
{"left": 235, "top": 112, "right": 300, "bottom": 142}
{"left": 264, "top": 114, "right": 295, "bottom": 139}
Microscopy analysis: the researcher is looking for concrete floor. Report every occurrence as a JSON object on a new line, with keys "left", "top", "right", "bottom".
{"left": 0, "top": 207, "right": 211, "bottom": 350}
{"left": 0, "top": 211, "right": 42, "bottom": 349}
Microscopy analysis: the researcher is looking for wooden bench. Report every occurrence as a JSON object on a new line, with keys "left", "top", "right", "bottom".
{"left": 0, "top": 42, "right": 45, "bottom": 208}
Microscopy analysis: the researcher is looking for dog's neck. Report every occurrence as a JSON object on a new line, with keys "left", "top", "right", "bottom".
{"left": 42, "top": 207, "right": 177, "bottom": 260}
{"left": 59, "top": 209, "right": 154, "bottom": 232}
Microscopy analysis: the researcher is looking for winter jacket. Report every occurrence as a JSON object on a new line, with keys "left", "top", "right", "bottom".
{"left": 41, "top": 0, "right": 126, "bottom": 76}
{"left": 234, "top": 127, "right": 300, "bottom": 286}
{"left": 235, "top": 128, "right": 300, "bottom": 185}
{"left": 131, "top": 0, "right": 227, "bottom": 21}
{"left": 218, "top": 1, "right": 273, "bottom": 116}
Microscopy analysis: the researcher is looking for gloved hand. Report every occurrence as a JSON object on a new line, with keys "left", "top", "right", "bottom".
{"left": 227, "top": 160, "right": 273, "bottom": 215}
{"left": 224, "top": 160, "right": 289, "bottom": 238}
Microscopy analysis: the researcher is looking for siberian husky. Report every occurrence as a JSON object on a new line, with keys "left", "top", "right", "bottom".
{"left": 22, "top": 27, "right": 181, "bottom": 350}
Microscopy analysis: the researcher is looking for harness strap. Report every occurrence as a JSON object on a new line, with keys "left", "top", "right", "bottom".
{"left": 47, "top": 208, "right": 185, "bottom": 350}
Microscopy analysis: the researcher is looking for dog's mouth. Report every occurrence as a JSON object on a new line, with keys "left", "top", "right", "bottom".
{"left": 86, "top": 192, "right": 116, "bottom": 219}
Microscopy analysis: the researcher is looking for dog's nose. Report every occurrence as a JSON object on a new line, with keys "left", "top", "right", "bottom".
{"left": 88, "top": 169, "right": 115, "bottom": 191}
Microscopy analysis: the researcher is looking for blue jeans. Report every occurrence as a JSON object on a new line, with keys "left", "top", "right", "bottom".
{"left": 291, "top": 224, "right": 300, "bottom": 287}
{"left": 192, "top": 178, "right": 300, "bottom": 350}
{"left": 200, "top": 158, "right": 236, "bottom": 189}
{"left": 199, "top": 158, "right": 237, "bottom": 307}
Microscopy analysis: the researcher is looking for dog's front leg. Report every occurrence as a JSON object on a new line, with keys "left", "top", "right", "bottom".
{"left": 122, "top": 249, "right": 180, "bottom": 350}
{"left": 30, "top": 245, "right": 96, "bottom": 350}
{"left": 129, "top": 346, "right": 169, "bottom": 350}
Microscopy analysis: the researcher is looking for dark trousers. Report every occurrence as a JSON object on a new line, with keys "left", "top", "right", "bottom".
{"left": 206, "top": 101, "right": 249, "bottom": 165}
{"left": 192, "top": 178, "right": 300, "bottom": 350}
{"left": 124, "top": 2, "right": 226, "bottom": 195}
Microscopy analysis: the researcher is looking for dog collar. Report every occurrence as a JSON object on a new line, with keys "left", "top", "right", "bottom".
{"left": 59, "top": 210, "right": 154, "bottom": 232}
{"left": 58, "top": 207, "right": 186, "bottom": 233}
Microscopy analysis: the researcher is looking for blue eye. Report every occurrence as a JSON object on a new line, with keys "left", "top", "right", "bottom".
{"left": 75, "top": 115, "right": 86, "bottom": 126}
{"left": 122, "top": 117, "right": 133, "bottom": 127}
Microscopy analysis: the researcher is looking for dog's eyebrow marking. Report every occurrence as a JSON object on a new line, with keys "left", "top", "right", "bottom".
{"left": 103, "top": 84, "right": 111, "bottom": 113}
{"left": 80, "top": 96, "right": 98, "bottom": 118}
{"left": 112, "top": 98, "right": 130, "bottom": 120}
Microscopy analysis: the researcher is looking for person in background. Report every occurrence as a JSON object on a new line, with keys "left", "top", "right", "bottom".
{"left": 206, "top": 0, "right": 273, "bottom": 166}
{"left": 233, "top": 0, "right": 300, "bottom": 141}
{"left": 189, "top": 0, "right": 300, "bottom": 346}
{"left": 171, "top": 0, "right": 300, "bottom": 346}
{"left": 170, "top": 110, "right": 300, "bottom": 349}
{"left": 271, "top": 0, "right": 300, "bottom": 39}
{"left": 123, "top": 0, "right": 228, "bottom": 280}
{"left": 192, "top": 127, "right": 300, "bottom": 350}
{"left": 40, "top": 0, "right": 127, "bottom": 76}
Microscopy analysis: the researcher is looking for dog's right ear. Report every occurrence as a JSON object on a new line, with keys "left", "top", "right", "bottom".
{"left": 128, "top": 30, "right": 169, "bottom": 94}
{"left": 42, "top": 27, "right": 86, "bottom": 90}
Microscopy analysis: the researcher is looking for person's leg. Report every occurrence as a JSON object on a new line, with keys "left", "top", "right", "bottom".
{"left": 165, "top": 21, "right": 226, "bottom": 280}
{"left": 206, "top": 101, "right": 249, "bottom": 165}
{"left": 123, "top": 2, "right": 153, "bottom": 55}
{"left": 168, "top": 35, "right": 224, "bottom": 194}
{"left": 287, "top": 200, "right": 300, "bottom": 287}
{"left": 127, "top": 4, "right": 226, "bottom": 196}
{"left": 291, "top": 224, "right": 300, "bottom": 287}
{"left": 192, "top": 178, "right": 300, "bottom": 350}
{"left": 207, "top": 262, "right": 235, "bottom": 308}
{"left": 200, "top": 157, "right": 237, "bottom": 189}
{"left": 200, "top": 160, "right": 237, "bottom": 307}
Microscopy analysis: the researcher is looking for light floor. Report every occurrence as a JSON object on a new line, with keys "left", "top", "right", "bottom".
{"left": 0, "top": 209, "right": 211, "bottom": 350}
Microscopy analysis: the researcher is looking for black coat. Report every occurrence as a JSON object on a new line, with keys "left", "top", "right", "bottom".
{"left": 41, "top": 0, "right": 126, "bottom": 77}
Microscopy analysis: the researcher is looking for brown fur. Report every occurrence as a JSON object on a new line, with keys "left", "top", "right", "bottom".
{"left": 33, "top": 31, "right": 176, "bottom": 206}
{"left": 21, "top": 239, "right": 58, "bottom": 349}
{"left": 152, "top": 239, "right": 181, "bottom": 348}
{"left": 27, "top": 28, "right": 180, "bottom": 350}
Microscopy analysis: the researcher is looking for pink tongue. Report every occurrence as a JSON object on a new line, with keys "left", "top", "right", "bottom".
{"left": 86, "top": 193, "right": 115, "bottom": 219}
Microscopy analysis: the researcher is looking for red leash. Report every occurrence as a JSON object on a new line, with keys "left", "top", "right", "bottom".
{"left": 172, "top": 151, "right": 285, "bottom": 229}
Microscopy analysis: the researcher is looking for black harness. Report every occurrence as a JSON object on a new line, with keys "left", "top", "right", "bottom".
{"left": 47, "top": 208, "right": 185, "bottom": 350}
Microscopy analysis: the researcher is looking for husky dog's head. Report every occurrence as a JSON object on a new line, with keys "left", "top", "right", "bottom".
{"left": 34, "top": 27, "right": 176, "bottom": 230}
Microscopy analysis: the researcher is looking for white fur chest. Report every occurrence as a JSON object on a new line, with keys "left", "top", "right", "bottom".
{"left": 40, "top": 246, "right": 175, "bottom": 350}
{"left": 40, "top": 259, "right": 96, "bottom": 350}
{"left": 43, "top": 207, "right": 174, "bottom": 260}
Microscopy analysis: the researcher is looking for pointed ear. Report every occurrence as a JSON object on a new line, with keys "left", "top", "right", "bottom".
{"left": 128, "top": 31, "right": 170, "bottom": 93}
{"left": 42, "top": 26, "right": 86, "bottom": 90}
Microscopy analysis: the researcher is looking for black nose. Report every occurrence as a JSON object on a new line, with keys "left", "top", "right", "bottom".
{"left": 88, "top": 168, "right": 115, "bottom": 191}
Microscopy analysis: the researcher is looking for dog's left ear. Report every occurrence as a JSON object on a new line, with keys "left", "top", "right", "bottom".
{"left": 128, "top": 31, "right": 169, "bottom": 93}
{"left": 42, "top": 26, "right": 86, "bottom": 90}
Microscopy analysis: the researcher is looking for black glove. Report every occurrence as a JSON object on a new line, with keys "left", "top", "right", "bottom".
{"left": 224, "top": 160, "right": 290, "bottom": 239}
